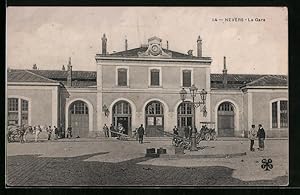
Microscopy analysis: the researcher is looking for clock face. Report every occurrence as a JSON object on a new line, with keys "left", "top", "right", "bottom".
{"left": 150, "top": 44, "right": 161, "bottom": 56}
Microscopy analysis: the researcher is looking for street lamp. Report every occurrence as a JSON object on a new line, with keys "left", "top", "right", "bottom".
{"left": 179, "top": 84, "right": 207, "bottom": 151}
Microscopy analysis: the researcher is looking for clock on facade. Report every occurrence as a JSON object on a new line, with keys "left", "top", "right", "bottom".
{"left": 150, "top": 44, "right": 161, "bottom": 56}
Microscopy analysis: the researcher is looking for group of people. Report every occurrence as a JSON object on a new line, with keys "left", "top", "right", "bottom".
{"left": 18, "top": 125, "right": 64, "bottom": 143}
{"left": 248, "top": 124, "right": 266, "bottom": 151}
{"left": 173, "top": 126, "right": 199, "bottom": 139}
{"left": 102, "top": 123, "right": 145, "bottom": 144}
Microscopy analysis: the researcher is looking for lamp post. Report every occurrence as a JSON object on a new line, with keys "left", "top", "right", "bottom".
{"left": 179, "top": 85, "right": 207, "bottom": 151}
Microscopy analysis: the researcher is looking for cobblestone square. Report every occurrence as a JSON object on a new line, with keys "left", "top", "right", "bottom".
{"left": 6, "top": 138, "right": 288, "bottom": 186}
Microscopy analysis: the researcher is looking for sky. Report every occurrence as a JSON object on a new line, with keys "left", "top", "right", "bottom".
{"left": 6, "top": 7, "right": 288, "bottom": 74}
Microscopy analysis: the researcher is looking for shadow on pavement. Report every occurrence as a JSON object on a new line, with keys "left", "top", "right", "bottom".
{"left": 6, "top": 152, "right": 288, "bottom": 187}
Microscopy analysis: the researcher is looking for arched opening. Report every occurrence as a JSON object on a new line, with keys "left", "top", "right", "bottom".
{"left": 217, "top": 101, "right": 235, "bottom": 137}
{"left": 145, "top": 101, "right": 164, "bottom": 137}
{"left": 177, "top": 101, "right": 192, "bottom": 137}
{"left": 69, "top": 100, "right": 89, "bottom": 138}
{"left": 112, "top": 101, "right": 132, "bottom": 136}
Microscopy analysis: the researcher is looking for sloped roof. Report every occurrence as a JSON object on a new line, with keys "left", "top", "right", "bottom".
{"left": 7, "top": 70, "right": 58, "bottom": 83}
{"left": 211, "top": 74, "right": 288, "bottom": 89}
{"left": 97, "top": 46, "right": 212, "bottom": 60}
{"left": 28, "top": 70, "right": 96, "bottom": 80}
{"left": 59, "top": 80, "right": 97, "bottom": 88}
{"left": 244, "top": 75, "right": 288, "bottom": 87}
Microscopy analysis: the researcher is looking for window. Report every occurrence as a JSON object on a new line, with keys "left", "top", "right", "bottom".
{"left": 8, "top": 98, "right": 29, "bottom": 125}
{"left": 146, "top": 101, "right": 163, "bottom": 115}
{"left": 117, "top": 68, "right": 128, "bottom": 86}
{"left": 272, "top": 102, "right": 278, "bottom": 128}
{"left": 218, "top": 102, "right": 234, "bottom": 112}
{"left": 70, "top": 101, "right": 88, "bottom": 115}
{"left": 150, "top": 69, "right": 160, "bottom": 86}
{"left": 112, "top": 101, "right": 131, "bottom": 115}
{"left": 182, "top": 70, "right": 192, "bottom": 87}
{"left": 177, "top": 102, "right": 193, "bottom": 128}
{"left": 280, "top": 101, "right": 288, "bottom": 128}
{"left": 271, "top": 100, "right": 288, "bottom": 128}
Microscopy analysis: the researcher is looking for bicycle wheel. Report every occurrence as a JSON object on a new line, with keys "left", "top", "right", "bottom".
{"left": 205, "top": 133, "right": 211, "bottom": 141}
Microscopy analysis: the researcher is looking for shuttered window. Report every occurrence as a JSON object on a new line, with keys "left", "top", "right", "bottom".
{"left": 118, "top": 68, "right": 127, "bottom": 86}
{"left": 150, "top": 69, "right": 160, "bottom": 86}
{"left": 182, "top": 70, "right": 191, "bottom": 87}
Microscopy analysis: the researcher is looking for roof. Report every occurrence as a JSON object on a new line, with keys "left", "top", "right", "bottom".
{"left": 28, "top": 70, "right": 96, "bottom": 80}
{"left": 7, "top": 70, "right": 58, "bottom": 83}
{"left": 244, "top": 75, "right": 288, "bottom": 87}
{"left": 97, "top": 46, "right": 212, "bottom": 60}
{"left": 211, "top": 74, "right": 288, "bottom": 89}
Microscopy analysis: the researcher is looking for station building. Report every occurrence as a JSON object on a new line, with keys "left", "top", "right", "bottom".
{"left": 7, "top": 35, "right": 288, "bottom": 138}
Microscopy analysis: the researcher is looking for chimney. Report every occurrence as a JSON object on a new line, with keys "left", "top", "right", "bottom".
{"left": 125, "top": 37, "right": 128, "bottom": 51}
{"left": 197, "top": 35, "right": 202, "bottom": 57}
{"left": 67, "top": 57, "right": 72, "bottom": 87}
{"left": 166, "top": 41, "right": 169, "bottom": 50}
{"left": 222, "top": 56, "right": 228, "bottom": 88}
{"left": 101, "top": 33, "right": 107, "bottom": 55}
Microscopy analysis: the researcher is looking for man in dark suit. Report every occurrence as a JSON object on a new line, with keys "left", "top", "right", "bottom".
{"left": 257, "top": 124, "right": 266, "bottom": 151}
{"left": 137, "top": 124, "right": 145, "bottom": 144}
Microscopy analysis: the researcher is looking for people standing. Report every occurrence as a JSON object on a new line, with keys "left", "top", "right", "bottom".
{"left": 19, "top": 124, "right": 26, "bottom": 143}
{"left": 173, "top": 126, "right": 179, "bottom": 135}
{"left": 54, "top": 126, "right": 58, "bottom": 140}
{"left": 58, "top": 124, "right": 63, "bottom": 138}
{"left": 109, "top": 124, "right": 115, "bottom": 137}
{"left": 103, "top": 124, "right": 109, "bottom": 137}
{"left": 188, "top": 126, "right": 192, "bottom": 139}
{"left": 184, "top": 126, "right": 189, "bottom": 139}
{"left": 257, "top": 124, "right": 266, "bottom": 151}
{"left": 35, "top": 125, "right": 42, "bottom": 142}
{"left": 67, "top": 126, "right": 72, "bottom": 139}
{"left": 248, "top": 125, "right": 256, "bottom": 152}
{"left": 137, "top": 124, "right": 145, "bottom": 144}
{"left": 47, "top": 126, "right": 52, "bottom": 140}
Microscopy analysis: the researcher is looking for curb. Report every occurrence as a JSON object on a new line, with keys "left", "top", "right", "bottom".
{"left": 159, "top": 152, "right": 247, "bottom": 159}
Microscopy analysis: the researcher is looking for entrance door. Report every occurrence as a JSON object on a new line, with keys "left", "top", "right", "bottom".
{"left": 112, "top": 101, "right": 132, "bottom": 136}
{"left": 177, "top": 102, "right": 193, "bottom": 137}
{"left": 217, "top": 102, "right": 234, "bottom": 137}
{"left": 116, "top": 117, "right": 129, "bottom": 135}
{"left": 69, "top": 101, "right": 89, "bottom": 138}
{"left": 145, "top": 101, "right": 164, "bottom": 137}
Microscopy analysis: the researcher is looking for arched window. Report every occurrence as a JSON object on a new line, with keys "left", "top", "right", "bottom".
{"left": 218, "top": 102, "right": 234, "bottom": 111}
{"left": 8, "top": 98, "right": 29, "bottom": 126}
{"left": 271, "top": 100, "right": 288, "bottom": 128}
{"left": 177, "top": 102, "right": 192, "bottom": 128}
{"left": 146, "top": 101, "right": 163, "bottom": 115}
{"left": 113, "top": 101, "right": 131, "bottom": 115}
{"left": 70, "top": 101, "right": 89, "bottom": 114}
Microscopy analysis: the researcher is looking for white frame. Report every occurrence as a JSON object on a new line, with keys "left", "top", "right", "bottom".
{"left": 269, "top": 98, "right": 288, "bottom": 129}
{"left": 148, "top": 67, "right": 162, "bottom": 87}
{"left": 115, "top": 66, "right": 129, "bottom": 87}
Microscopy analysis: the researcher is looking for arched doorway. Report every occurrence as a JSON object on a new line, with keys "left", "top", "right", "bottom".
{"left": 69, "top": 100, "right": 89, "bottom": 138}
{"left": 112, "top": 101, "right": 132, "bottom": 136}
{"left": 177, "top": 101, "right": 192, "bottom": 137}
{"left": 145, "top": 101, "right": 164, "bottom": 137}
{"left": 217, "top": 102, "right": 235, "bottom": 137}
